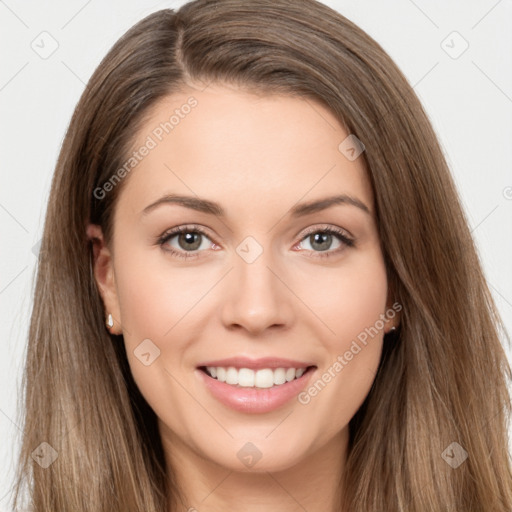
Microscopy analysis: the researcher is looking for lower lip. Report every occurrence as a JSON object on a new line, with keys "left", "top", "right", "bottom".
{"left": 196, "top": 367, "right": 316, "bottom": 414}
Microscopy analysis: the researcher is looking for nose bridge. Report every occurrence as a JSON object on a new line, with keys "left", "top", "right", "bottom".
{"left": 220, "top": 237, "right": 293, "bottom": 333}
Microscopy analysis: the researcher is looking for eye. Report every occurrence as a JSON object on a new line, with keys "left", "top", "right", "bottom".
{"left": 157, "top": 224, "right": 355, "bottom": 261}
{"left": 157, "top": 225, "right": 216, "bottom": 260}
{"left": 295, "top": 225, "right": 354, "bottom": 258}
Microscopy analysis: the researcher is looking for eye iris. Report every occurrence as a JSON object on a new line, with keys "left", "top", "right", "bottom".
{"left": 310, "top": 232, "right": 332, "bottom": 251}
{"left": 178, "top": 232, "right": 202, "bottom": 251}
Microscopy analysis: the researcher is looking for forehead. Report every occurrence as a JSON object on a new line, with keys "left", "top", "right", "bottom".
{"left": 115, "top": 84, "right": 374, "bottom": 222}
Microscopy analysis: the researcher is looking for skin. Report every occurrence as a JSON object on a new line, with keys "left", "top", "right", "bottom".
{"left": 88, "top": 82, "right": 400, "bottom": 512}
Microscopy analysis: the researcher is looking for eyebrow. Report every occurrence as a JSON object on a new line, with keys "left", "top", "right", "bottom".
{"left": 141, "top": 193, "right": 371, "bottom": 217}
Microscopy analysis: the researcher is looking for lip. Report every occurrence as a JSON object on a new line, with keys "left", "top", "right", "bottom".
{"left": 196, "top": 365, "right": 317, "bottom": 414}
{"left": 196, "top": 356, "right": 314, "bottom": 370}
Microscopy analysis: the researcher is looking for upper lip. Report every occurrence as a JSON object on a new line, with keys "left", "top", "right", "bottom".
{"left": 197, "top": 356, "right": 316, "bottom": 370}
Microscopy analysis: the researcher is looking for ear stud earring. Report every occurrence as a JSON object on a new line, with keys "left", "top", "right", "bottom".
{"left": 106, "top": 313, "right": 114, "bottom": 329}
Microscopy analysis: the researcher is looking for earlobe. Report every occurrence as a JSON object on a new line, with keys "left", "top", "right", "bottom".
{"left": 86, "top": 223, "right": 123, "bottom": 334}
{"left": 385, "top": 303, "right": 400, "bottom": 333}
{"left": 384, "top": 285, "right": 401, "bottom": 334}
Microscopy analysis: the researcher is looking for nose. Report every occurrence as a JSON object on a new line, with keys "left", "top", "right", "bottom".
{"left": 220, "top": 247, "right": 295, "bottom": 335}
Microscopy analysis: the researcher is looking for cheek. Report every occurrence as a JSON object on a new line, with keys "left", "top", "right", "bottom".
{"left": 335, "top": 268, "right": 388, "bottom": 342}
{"left": 112, "top": 246, "right": 220, "bottom": 401}
{"left": 111, "top": 248, "right": 208, "bottom": 424}
{"left": 293, "top": 251, "right": 388, "bottom": 431}
{"left": 113, "top": 246, "right": 218, "bottom": 340}
{"left": 290, "top": 249, "right": 388, "bottom": 344}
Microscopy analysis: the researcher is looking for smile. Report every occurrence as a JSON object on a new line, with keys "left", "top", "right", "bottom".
{"left": 196, "top": 362, "right": 317, "bottom": 414}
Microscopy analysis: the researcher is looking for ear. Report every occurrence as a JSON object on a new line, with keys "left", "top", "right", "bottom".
{"left": 86, "top": 223, "right": 123, "bottom": 334}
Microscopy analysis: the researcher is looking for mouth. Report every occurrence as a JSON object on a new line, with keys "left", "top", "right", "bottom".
{"left": 196, "top": 362, "right": 317, "bottom": 413}
{"left": 198, "top": 365, "right": 317, "bottom": 389}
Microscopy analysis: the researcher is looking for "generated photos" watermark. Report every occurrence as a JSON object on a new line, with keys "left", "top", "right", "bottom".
{"left": 298, "top": 301, "right": 402, "bottom": 405}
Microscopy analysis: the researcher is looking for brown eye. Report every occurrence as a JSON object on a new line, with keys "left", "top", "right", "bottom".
{"left": 175, "top": 232, "right": 203, "bottom": 251}
{"left": 158, "top": 225, "right": 214, "bottom": 259}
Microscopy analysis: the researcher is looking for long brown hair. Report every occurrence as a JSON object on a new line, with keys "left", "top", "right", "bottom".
{"left": 13, "top": 1, "right": 512, "bottom": 510}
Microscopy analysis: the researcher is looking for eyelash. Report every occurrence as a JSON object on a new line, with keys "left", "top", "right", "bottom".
{"left": 157, "top": 224, "right": 355, "bottom": 260}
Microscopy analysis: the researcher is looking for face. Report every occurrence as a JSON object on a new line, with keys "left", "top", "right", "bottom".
{"left": 88, "top": 83, "right": 398, "bottom": 475}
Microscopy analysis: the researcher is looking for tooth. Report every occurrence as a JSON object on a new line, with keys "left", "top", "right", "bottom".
{"left": 285, "top": 368, "right": 296, "bottom": 382}
{"left": 225, "top": 366, "right": 239, "bottom": 385}
{"left": 238, "top": 368, "right": 255, "bottom": 387}
{"left": 255, "top": 368, "right": 274, "bottom": 388}
{"left": 216, "top": 367, "right": 227, "bottom": 382}
{"left": 205, "top": 366, "right": 310, "bottom": 387}
{"left": 273, "top": 368, "right": 286, "bottom": 385}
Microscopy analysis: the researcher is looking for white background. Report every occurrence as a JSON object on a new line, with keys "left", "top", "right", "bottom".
{"left": 1, "top": 0, "right": 511, "bottom": 509}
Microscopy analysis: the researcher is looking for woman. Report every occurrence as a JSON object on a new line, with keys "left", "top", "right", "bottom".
{"left": 13, "top": 0, "right": 512, "bottom": 510}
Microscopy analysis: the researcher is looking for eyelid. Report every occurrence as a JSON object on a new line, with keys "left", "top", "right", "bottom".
{"left": 158, "top": 223, "right": 214, "bottom": 241}
{"left": 297, "top": 223, "right": 354, "bottom": 241}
